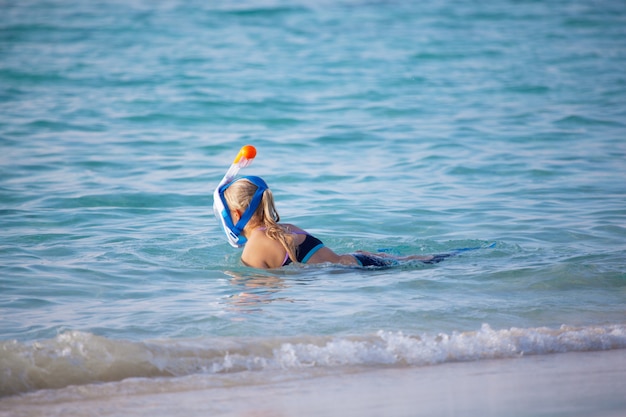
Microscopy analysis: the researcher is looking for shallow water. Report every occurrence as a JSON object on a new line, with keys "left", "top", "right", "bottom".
{"left": 1, "top": 0, "right": 625, "bottom": 408}
{"left": 4, "top": 350, "right": 625, "bottom": 417}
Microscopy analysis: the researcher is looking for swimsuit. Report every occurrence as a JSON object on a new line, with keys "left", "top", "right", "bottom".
{"left": 282, "top": 232, "right": 325, "bottom": 266}
{"left": 267, "top": 227, "right": 452, "bottom": 268}
{"left": 352, "top": 253, "right": 397, "bottom": 268}
{"left": 353, "top": 252, "right": 451, "bottom": 267}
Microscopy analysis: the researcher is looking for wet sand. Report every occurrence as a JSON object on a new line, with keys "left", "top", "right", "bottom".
{"left": 2, "top": 349, "right": 625, "bottom": 417}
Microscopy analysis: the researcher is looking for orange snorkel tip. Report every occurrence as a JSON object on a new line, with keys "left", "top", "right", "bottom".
{"left": 233, "top": 145, "right": 257, "bottom": 164}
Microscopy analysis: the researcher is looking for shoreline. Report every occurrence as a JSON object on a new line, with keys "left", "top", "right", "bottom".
{"left": 2, "top": 349, "right": 625, "bottom": 417}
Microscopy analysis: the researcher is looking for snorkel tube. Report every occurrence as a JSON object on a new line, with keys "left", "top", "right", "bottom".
{"left": 213, "top": 145, "right": 260, "bottom": 247}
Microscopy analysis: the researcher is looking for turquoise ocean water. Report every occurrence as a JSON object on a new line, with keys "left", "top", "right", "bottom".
{"left": 1, "top": 0, "right": 625, "bottom": 409}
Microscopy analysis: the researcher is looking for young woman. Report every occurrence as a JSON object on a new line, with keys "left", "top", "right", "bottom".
{"left": 216, "top": 175, "right": 446, "bottom": 269}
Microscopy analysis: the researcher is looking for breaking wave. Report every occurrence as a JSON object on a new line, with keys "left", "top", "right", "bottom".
{"left": 2, "top": 323, "right": 625, "bottom": 397}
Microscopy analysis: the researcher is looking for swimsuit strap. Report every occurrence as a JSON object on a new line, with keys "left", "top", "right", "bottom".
{"left": 255, "top": 227, "right": 322, "bottom": 266}
{"left": 283, "top": 233, "right": 324, "bottom": 266}
{"left": 282, "top": 231, "right": 308, "bottom": 266}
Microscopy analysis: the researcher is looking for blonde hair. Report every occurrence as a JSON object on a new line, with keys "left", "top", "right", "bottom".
{"left": 223, "top": 178, "right": 298, "bottom": 262}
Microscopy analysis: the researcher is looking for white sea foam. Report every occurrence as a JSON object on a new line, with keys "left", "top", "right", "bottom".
{"left": 2, "top": 323, "right": 625, "bottom": 397}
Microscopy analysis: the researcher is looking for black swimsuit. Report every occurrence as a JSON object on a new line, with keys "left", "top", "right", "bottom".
{"left": 352, "top": 253, "right": 397, "bottom": 267}
{"left": 281, "top": 234, "right": 452, "bottom": 268}
{"left": 282, "top": 233, "right": 325, "bottom": 266}
{"left": 353, "top": 252, "right": 452, "bottom": 267}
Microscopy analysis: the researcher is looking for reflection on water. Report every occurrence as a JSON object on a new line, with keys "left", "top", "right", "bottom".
{"left": 223, "top": 271, "right": 294, "bottom": 313}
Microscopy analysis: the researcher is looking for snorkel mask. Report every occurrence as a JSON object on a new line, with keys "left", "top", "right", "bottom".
{"left": 213, "top": 145, "right": 264, "bottom": 247}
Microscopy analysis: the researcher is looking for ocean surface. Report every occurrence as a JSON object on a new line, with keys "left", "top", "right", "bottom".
{"left": 1, "top": 0, "right": 625, "bottom": 415}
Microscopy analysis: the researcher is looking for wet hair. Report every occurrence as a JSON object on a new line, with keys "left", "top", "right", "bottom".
{"left": 223, "top": 178, "right": 298, "bottom": 262}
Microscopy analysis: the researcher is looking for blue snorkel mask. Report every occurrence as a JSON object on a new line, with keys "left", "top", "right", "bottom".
{"left": 212, "top": 145, "right": 262, "bottom": 248}
{"left": 214, "top": 175, "right": 268, "bottom": 247}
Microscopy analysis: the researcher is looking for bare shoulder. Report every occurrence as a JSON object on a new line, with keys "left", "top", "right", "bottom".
{"left": 241, "top": 228, "right": 286, "bottom": 269}
{"left": 281, "top": 223, "right": 306, "bottom": 233}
